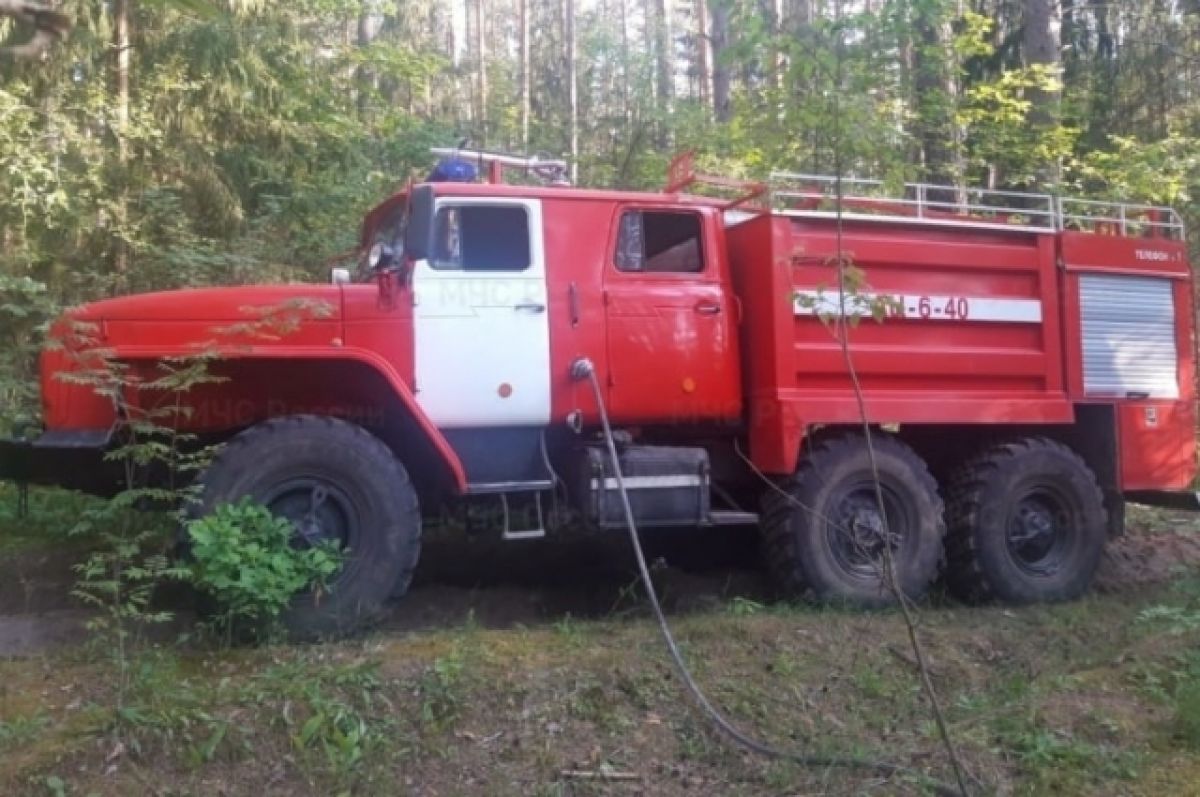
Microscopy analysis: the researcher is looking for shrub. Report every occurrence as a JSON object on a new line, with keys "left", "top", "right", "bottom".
{"left": 186, "top": 499, "right": 342, "bottom": 638}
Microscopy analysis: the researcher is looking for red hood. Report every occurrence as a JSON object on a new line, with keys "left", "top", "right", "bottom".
{"left": 71, "top": 284, "right": 345, "bottom": 322}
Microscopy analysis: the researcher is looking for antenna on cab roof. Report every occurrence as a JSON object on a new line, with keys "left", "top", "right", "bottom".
{"left": 429, "top": 147, "right": 570, "bottom": 187}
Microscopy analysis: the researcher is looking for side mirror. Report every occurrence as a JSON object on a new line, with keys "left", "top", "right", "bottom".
{"left": 330, "top": 267, "right": 351, "bottom": 285}
{"left": 405, "top": 184, "right": 435, "bottom": 262}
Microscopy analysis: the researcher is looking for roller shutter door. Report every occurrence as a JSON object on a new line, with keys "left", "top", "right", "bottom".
{"left": 1079, "top": 274, "right": 1179, "bottom": 399}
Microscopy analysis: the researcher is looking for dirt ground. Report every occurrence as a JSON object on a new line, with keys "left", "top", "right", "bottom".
{"left": 2, "top": 504, "right": 1198, "bottom": 657}
{"left": 2, "top": 504, "right": 1200, "bottom": 796}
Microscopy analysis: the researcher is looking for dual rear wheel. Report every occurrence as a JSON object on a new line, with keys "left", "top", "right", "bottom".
{"left": 761, "top": 434, "right": 1107, "bottom": 607}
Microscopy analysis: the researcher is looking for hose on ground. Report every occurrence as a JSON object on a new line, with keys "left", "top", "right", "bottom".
{"left": 570, "top": 357, "right": 963, "bottom": 797}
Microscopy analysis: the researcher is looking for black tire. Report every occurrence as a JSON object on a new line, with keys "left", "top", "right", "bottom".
{"left": 944, "top": 437, "right": 1106, "bottom": 604}
{"left": 191, "top": 415, "right": 421, "bottom": 639}
{"left": 760, "top": 433, "right": 945, "bottom": 607}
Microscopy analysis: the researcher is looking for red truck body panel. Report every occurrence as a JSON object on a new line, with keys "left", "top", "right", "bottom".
{"left": 1057, "top": 232, "right": 1195, "bottom": 490}
{"left": 728, "top": 213, "right": 1194, "bottom": 489}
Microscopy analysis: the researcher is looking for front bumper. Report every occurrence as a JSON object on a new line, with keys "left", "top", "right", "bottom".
{"left": 0, "top": 429, "right": 119, "bottom": 495}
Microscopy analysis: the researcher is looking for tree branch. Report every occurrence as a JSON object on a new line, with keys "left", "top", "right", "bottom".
{"left": 0, "top": 1, "right": 72, "bottom": 59}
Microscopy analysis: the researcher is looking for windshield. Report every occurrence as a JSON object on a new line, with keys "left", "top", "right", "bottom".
{"left": 358, "top": 200, "right": 407, "bottom": 279}
{"left": 373, "top": 203, "right": 406, "bottom": 252}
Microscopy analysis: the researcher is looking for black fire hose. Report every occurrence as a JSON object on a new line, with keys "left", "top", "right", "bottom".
{"left": 569, "top": 357, "right": 963, "bottom": 797}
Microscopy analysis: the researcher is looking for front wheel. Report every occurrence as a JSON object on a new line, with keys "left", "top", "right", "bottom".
{"left": 943, "top": 438, "right": 1106, "bottom": 604}
{"left": 192, "top": 415, "right": 421, "bottom": 638}
{"left": 760, "top": 433, "right": 945, "bottom": 607}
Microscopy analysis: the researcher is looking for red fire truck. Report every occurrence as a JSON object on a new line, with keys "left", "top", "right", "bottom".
{"left": 2, "top": 150, "right": 1194, "bottom": 636}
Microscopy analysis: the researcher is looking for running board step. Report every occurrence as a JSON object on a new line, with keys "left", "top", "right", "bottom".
{"left": 467, "top": 480, "right": 554, "bottom": 495}
{"left": 502, "top": 528, "right": 546, "bottom": 541}
{"left": 707, "top": 510, "right": 759, "bottom": 526}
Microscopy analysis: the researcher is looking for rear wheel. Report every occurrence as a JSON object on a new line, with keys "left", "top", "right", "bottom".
{"left": 192, "top": 415, "right": 421, "bottom": 638}
{"left": 944, "top": 438, "right": 1106, "bottom": 603}
{"left": 760, "top": 434, "right": 945, "bottom": 607}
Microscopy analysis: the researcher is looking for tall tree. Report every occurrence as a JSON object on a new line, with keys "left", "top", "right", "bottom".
{"left": 695, "top": 0, "right": 711, "bottom": 107}
{"left": 476, "top": 0, "right": 488, "bottom": 141}
{"left": 654, "top": 0, "right": 673, "bottom": 128}
{"left": 710, "top": 0, "right": 731, "bottom": 121}
{"left": 112, "top": 0, "right": 131, "bottom": 274}
{"left": 565, "top": 0, "right": 578, "bottom": 180}
{"left": 1022, "top": 0, "right": 1061, "bottom": 182}
{"left": 912, "top": 0, "right": 958, "bottom": 186}
{"left": 519, "top": 0, "right": 530, "bottom": 148}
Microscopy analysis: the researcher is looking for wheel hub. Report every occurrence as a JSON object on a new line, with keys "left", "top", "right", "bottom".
{"left": 829, "top": 489, "right": 901, "bottom": 578}
{"left": 265, "top": 479, "right": 354, "bottom": 551}
{"left": 1006, "top": 493, "right": 1068, "bottom": 576}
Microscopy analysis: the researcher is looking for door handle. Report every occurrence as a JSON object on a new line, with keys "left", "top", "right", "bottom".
{"left": 695, "top": 301, "right": 722, "bottom": 316}
{"left": 514, "top": 301, "right": 546, "bottom": 313}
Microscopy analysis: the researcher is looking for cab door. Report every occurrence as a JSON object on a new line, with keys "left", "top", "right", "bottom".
{"left": 411, "top": 198, "right": 550, "bottom": 426}
{"left": 602, "top": 207, "right": 741, "bottom": 424}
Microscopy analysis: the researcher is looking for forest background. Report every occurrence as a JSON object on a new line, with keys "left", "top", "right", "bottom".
{"left": 2, "top": 0, "right": 1198, "bottom": 429}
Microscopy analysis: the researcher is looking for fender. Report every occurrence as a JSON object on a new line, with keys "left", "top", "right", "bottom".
{"left": 103, "top": 343, "right": 469, "bottom": 494}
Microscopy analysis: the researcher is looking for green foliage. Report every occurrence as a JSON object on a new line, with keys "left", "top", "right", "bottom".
{"left": 1174, "top": 660, "right": 1200, "bottom": 751}
{"left": 185, "top": 498, "right": 342, "bottom": 637}
{"left": 1137, "top": 578, "right": 1200, "bottom": 636}
{"left": 0, "top": 274, "right": 56, "bottom": 435}
{"left": 958, "top": 64, "right": 1078, "bottom": 187}
{"left": 56, "top": 343, "right": 223, "bottom": 708}
{"left": 726, "top": 596, "right": 765, "bottom": 616}
{"left": 417, "top": 648, "right": 467, "bottom": 731}
{"left": 0, "top": 712, "right": 49, "bottom": 749}
{"left": 70, "top": 528, "right": 188, "bottom": 704}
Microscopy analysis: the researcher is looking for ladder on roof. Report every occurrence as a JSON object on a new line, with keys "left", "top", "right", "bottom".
{"left": 660, "top": 153, "right": 1185, "bottom": 239}
{"left": 769, "top": 172, "right": 1186, "bottom": 239}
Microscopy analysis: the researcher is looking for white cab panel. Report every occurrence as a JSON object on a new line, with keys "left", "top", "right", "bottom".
{"left": 412, "top": 197, "right": 551, "bottom": 428}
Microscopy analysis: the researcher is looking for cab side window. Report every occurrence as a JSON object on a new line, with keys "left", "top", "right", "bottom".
{"left": 432, "top": 204, "right": 531, "bottom": 271}
{"left": 615, "top": 211, "right": 704, "bottom": 273}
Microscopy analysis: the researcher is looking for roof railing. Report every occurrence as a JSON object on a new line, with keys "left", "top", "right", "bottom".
{"left": 665, "top": 151, "right": 769, "bottom": 210}
{"left": 1058, "top": 197, "right": 1185, "bottom": 239}
{"left": 768, "top": 171, "right": 1185, "bottom": 239}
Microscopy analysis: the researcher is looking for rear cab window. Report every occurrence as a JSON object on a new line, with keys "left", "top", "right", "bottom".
{"left": 614, "top": 210, "right": 705, "bottom": 274}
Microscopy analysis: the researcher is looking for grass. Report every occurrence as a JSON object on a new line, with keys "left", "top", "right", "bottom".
{"left": 1, "top": 491, "right": 1199, "bottom": 794}
{"left": 0, "top": 484, "right": 105, "bottom": 553}
{"left": 0, "top": 582, "right": 1197, "bottom": 795}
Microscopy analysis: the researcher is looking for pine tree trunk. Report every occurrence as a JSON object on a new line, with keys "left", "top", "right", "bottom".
{"left": 565, "top": 0, "right": 578, "bottom": 181}
{"left": 447, "top": 0, "right": 461, "bottom": 122}
{"left": 765, "top": 0, "right": 782, "bottom": 91}
{"left": 618, "top": 0, "right": 631, "bottom": 123}
{"left": 520, "top": 0, "right": 531, "bottom": 149}
{"left": 710, "top": 0, "right": 731, "bottom": 121}
{"left": 913, "top": 3, "right": 954, "bottom": 185}
{"left": 1022, "top": 0, "right": 1061, "bottom": 183}
{"left": 356, "top": 8, "right": 382, "bottom": 119}
{"left": 695, "top": 0, "right": 710, "bottom": 107}
{"left": 476, "top": 0, "right": 488, "bottom": 143}
{"left": 112, "top": 0, "right": 131, "bottom": 275}
{"left": 654, "top": 0, "right": 673, "bottom": 121}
